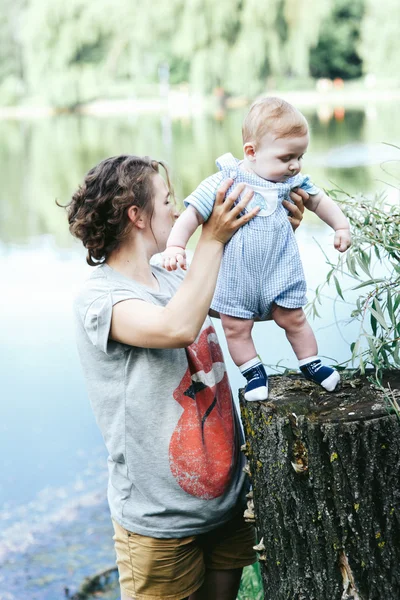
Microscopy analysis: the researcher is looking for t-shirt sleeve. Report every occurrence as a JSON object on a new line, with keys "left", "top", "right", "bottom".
{"left": 83, "top": 292, "right": 115, "bottom": 354}
{"left": 76, "top": 283, "right": 147, "bottom": 356}
{"left": 184, "top": 172, "right": 224, "bottom": 222}
{"left": 298, "top": 174, "right": 320, "bottom": 195}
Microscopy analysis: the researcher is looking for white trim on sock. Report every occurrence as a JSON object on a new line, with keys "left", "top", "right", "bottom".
{"left": 298, "top": 356, "right": 319, "bottom": 368}
{"left": 239, "top": 357, "right": 261, "bottom": 373}
{"left": 244, "top": 384, "right": 269, "bottom": 401}
{"left": 321, "top": 370, "right": 340, "bottom": 392}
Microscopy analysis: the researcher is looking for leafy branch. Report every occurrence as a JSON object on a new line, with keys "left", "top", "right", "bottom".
{"left": 307, "top": 179, "right": 400, "bottom": 414}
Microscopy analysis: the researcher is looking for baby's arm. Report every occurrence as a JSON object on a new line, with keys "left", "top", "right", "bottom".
{"left": 306, "top": 191, "right": 351, "bottom": 252}
{"left": 163, "top": 172, "right": 222, "bottom": 270}
{"left": 163, "top": 206, "right": 204, "bottom": 271}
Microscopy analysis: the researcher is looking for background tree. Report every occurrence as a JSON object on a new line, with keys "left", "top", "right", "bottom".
{"left": 0, "top": 0, "right": 26, "bottom": 103}
{"left": 309, "top": 0, "right": 364, "bottom": 80}
{"left": 283, "top": 0, "right": 331, "bottom": 80}
{"left": 359, "top": 0, "right": 400, "bottom": 81}
{"left": 1, "top": 0, "right": 400, "bottom": 106}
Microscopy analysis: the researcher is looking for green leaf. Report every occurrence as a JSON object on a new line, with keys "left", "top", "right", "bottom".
{"left": 374, "top": 245, "right": 381, "bottom": 260}
{"left": 312, "top": 304, "right": 321, "bottom": 319}
{"left": 370, "top": 312, "right": 377, "bottom": 336}
{"left": 353, "top": 279, "right": 383, "bottom": 290}
{"left": 333, "top": 276, "right": 345, "bottom": 300}
{"left": 346, "top": 253, "right": 359, "bottom": 277}
{"left": 356, "top": 252, "right": 372, "bottom": 278}
{"left": 367, "top": 336, "right": 379, "bottom": 363}
{"left": 394, "top": 294, "right": 400, "bottom": 313}
{"left": 393, "top": 342, "right": 400, "bottom": 366}
{"left": 387, "top": 289, "right": 395, "bottom": 326}
{"left": 368, "top": 303, "right": 390, "bottom": 333}
{"left": 379, "top": 346, "right": 390, "bottom": 366}
{"left": 351, "top": 340, "right": 360, "bottom": 364}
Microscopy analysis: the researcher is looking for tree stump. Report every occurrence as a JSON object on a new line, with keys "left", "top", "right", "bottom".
{"left": 240, "top": 373, "right": 400, "bottom": 600}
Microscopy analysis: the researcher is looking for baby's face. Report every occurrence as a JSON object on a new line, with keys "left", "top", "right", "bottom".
{"left": 248, "top": 131, "right": 309, "bottom": 183}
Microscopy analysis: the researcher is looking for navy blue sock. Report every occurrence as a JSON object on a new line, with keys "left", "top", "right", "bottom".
{"left": 242, "top": 362, "right": 268, "bottom": 401}
{"left": 300, "top": 359, "right": 340, "bottom": 392}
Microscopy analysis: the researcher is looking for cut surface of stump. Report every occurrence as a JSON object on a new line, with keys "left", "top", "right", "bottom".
{"left": 240, "top": 373, "right": 400, "bottom": 600}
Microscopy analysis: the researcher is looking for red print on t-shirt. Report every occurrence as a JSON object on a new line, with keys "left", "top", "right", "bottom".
{"left": 169, "top": 325, "right": 236, "bottom": 499}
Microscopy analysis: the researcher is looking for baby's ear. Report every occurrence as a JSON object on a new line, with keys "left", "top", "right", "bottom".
{"left": 243, "top": 142, "right": 256, "bottom": 161}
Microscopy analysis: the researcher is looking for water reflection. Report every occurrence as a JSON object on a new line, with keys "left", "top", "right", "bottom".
{"left": 1, "top": 106, "right": 399, "bottom": 246}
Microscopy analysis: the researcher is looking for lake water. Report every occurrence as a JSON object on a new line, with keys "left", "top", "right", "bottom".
{"left": 0, "top": 103, "right": 399, "bottom": 599}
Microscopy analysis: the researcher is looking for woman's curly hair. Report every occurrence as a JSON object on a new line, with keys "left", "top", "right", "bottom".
{"left": 62, "top": 155, "right": 173, "bottom": 266}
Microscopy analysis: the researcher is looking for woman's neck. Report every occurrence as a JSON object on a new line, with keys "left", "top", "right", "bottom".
{"left": 106, "top": 243, "right": 159, "bottom": 291}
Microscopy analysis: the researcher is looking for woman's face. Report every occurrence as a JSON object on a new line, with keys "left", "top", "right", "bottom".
{"left": 147, "top": 173, "right": 179, "bottom": 252}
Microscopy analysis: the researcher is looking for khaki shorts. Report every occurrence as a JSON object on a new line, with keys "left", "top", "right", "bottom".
{"left": 112, "top": 511, "right": 257, "bottom": 600}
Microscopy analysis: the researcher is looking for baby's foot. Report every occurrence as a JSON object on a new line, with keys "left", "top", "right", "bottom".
{"left": 300, "top": 359, "right": 340, "bottom": 392}
{"left": 243, "top": 363, "right": 268, "bottom": 401}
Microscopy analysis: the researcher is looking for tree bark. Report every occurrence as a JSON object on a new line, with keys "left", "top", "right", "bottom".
{"left": 240, "top": 373, "right": 400, "bottom": 600}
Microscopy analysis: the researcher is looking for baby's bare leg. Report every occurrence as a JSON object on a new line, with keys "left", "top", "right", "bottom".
{"left": 220, "top": 314, "right": 268, "bottom": 401}
{"left": 220, "top": 314, "right": 256, "bottom": 365}
{"left": 271, "top": 305, "right": 340, "bottom": 392}
{"left": 271, "top": 305, "right": 317, "bottom": 359}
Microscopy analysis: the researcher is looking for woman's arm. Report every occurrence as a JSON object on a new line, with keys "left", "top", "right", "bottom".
{"left": 110, "top": 181, "right": 258, "bottom": 349}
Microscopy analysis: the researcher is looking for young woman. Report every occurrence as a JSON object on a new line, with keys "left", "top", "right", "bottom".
{"left": 65, "top": 154, "right": 306, "bottom": 600}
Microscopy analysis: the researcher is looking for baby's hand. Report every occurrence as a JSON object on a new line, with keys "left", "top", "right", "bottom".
{"left": 162, "top": 246, "right": 187, "bottom": 271}
{"left": 334, "top": 228, "right": 351, "bottom": 252}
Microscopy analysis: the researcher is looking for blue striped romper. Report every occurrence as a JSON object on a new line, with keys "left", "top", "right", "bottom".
{"left": 184, "top": 153, "right": 320, "bottom": 319}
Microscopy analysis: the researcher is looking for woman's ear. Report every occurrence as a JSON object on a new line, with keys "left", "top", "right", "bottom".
{"left": 243, "top": 142, "right": 256, "bottom": 161}
{"left": 127, "top": 205, "right": 146, "bottom": 229}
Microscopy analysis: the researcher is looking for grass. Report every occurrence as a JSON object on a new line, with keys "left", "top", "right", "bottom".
{"left": 237, "top": 563, "right": 263, "bottom": 600}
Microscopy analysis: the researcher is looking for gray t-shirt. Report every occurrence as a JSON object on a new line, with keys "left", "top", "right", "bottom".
{"left": 74, "top": 263, "right": 247, "bottom": 538}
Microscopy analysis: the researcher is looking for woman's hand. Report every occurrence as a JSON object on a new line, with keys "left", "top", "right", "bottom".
{"left": 283, "top": 187, "right": 308, "bottom": 231}
{"left": 202, "top": 179, "right": 259, "bottom": 245}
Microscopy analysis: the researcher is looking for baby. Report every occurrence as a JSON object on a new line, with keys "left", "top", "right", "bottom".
{"left": 163, "top": 97, "right": 351, "bottom": 401}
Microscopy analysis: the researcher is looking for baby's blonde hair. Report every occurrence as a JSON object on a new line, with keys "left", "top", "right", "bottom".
{"left": 242, "top": 97, "right": 308, "bottom": 147}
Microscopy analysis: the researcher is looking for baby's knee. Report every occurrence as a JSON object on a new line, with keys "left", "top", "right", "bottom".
{"left": 221, "top": 314, "right": 254, "bottom": 340}
{"left": 273, "top": 307, "right": 306, "bottom": 332}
